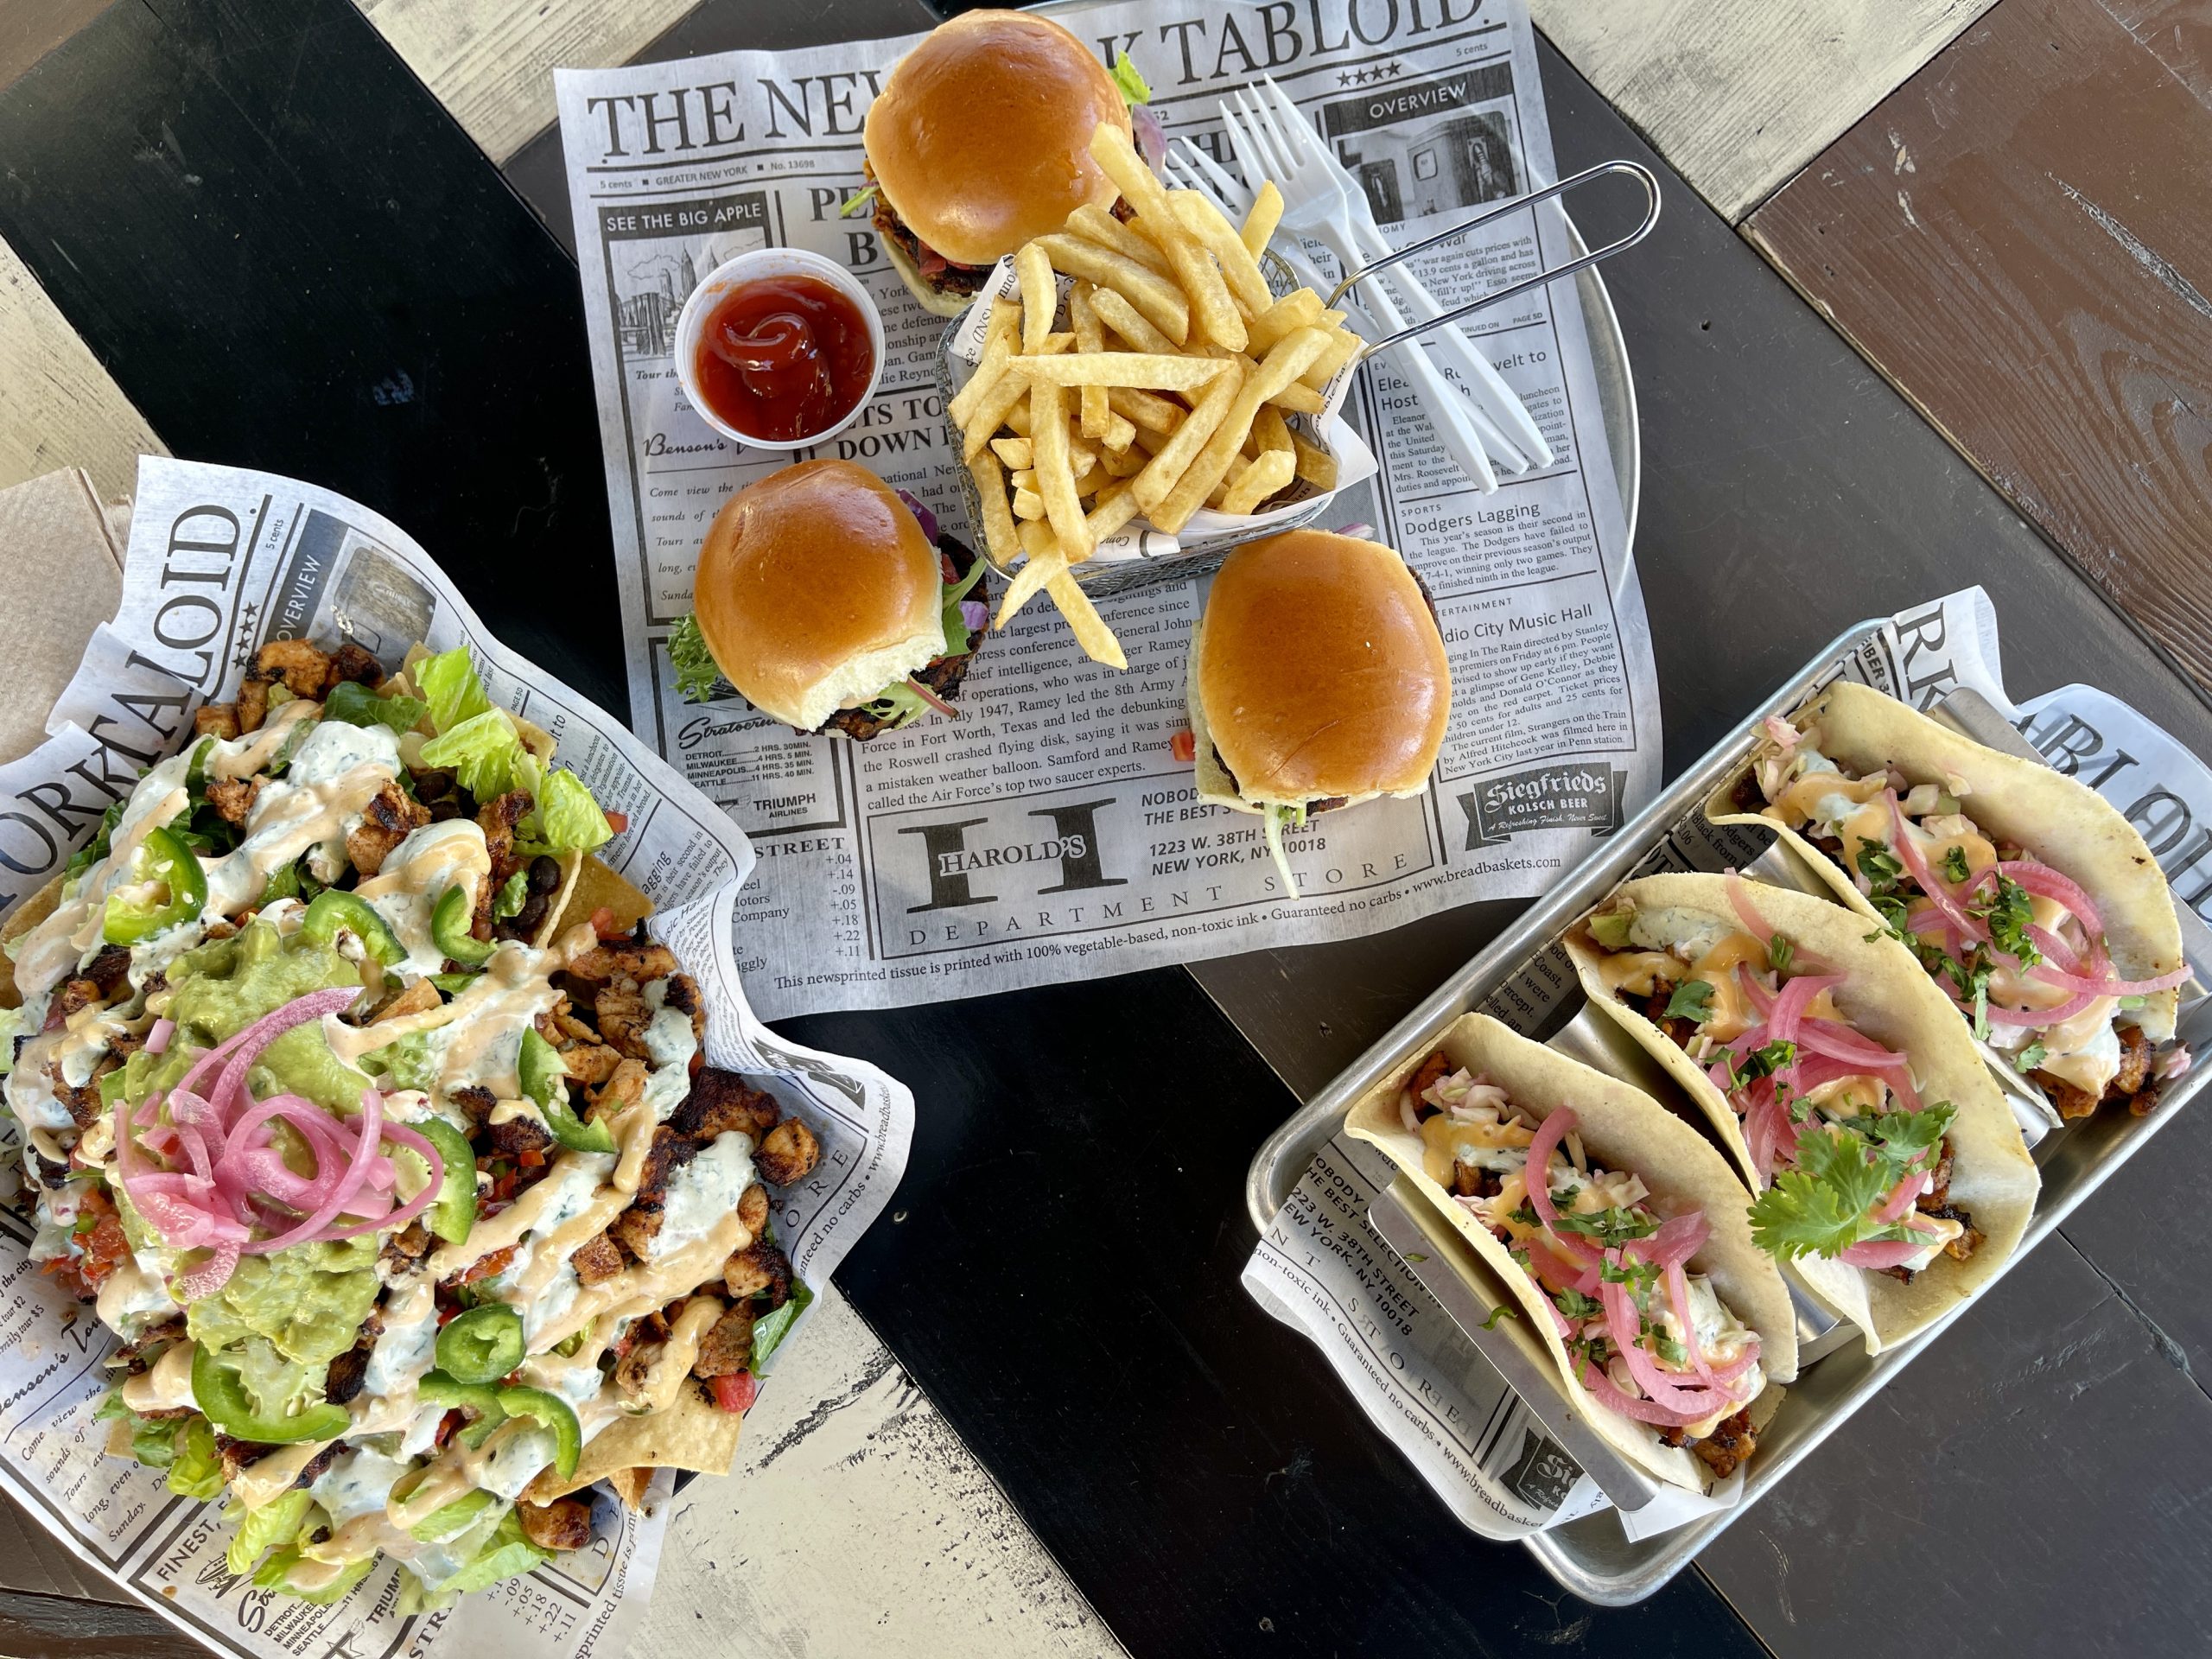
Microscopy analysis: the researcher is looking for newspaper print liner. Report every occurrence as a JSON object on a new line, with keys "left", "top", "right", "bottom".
{"left": 1563, "top": 874, "right": 2038, "bottom": 1353}
{"left": 1704, "top": 678, "right": 2187, "bottom": 1046}
{"left": 1344, "top": 1013, "right": 1796, "bottom": 1493}
{"left": 0, "top": 456, "right": 915, "bottom": 1659}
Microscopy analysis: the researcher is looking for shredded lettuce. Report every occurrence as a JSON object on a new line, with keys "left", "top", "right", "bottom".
{"left": 668, "top": 613, "right": 723, "bottom": 704}
{"left": 255, "top": 1548, "right": 373, "bottom": 1604}
{"left": 419, "top": 709, "right": 537, "bottom": 803}
{"left": 66, "top": 798, "right": 124, "bottom": 887}
{"left": 409, "top": 1489, "right": 501, "bottom": 1545}
{"left": 855, "top": 682, "right": 935, "bottom": 731}
{"left": 168, "top": 1416, "right": 226, "bottom": 1499}
{"left": 940, "top": 559, "right": 987, "bottom": 655}
{"left": 226, "top": 1488, "right": 315, "bottom": 1576}
{"left": 1262, "top": 804, "right": 1304, "bottom": 898}
{"left": 321, "top": 679, "right": 428, "bottom": 734}
{"left": 416, "top": 647, "right": 493, "bottom": 735}
{"left": 360, "top": 1031, "right": 440, "bottom": 1093}
{"left": 434, "top": 1508, "right": 550, "bottom": 1598}
{"left": 493, "top": 869, "right": 530, "bottom": 920}
{"left": 838, "top": 183, "right": 879, "bottom": 219}
{"left": 1111, "top": 49, "right": 1152, "bottom": 105}
{"left": 535, "top": 769, "right": 613, "bottom": 852}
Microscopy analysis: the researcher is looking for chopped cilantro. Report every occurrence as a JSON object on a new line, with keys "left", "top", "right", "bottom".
{"left": 1553, "top": 1287, "right": 1603, "bottom": 1321}
{"left": 667, "top": 613, "right": 724, "bottom": 704}
{"left": 1740, "top": 1039, "right": 1798, "bottom": 1082}
{"left": 1974, "top": 874, "right": 2041, "bottom": 969}
{"left": 1548, "top": 1205, "right": 1660, "bottom": 1249}
{"left": 1663, "top": 980, "right": 1715, "bottom": 1024}
{"left": 1478, "top": 1306, "right": 1518, "bottom": 1331}
{"left": 1942, "top": 844, "right": 1972, "bottom": 884}
{"left": 1855, "top": 839, "right": 1905, "bottom": 893}
{"left": 1768, "top": 932, "right": 1796, "bottom": 976}
{"left": 1745, "top": 1102, "right": 1956, "bottom": 1259}
{"left": 1650, "top": 1331, "right": 1690, "bottom": 1367}
{"left": 2016, "top": 1042, "right": 2048, "bottom": 1073}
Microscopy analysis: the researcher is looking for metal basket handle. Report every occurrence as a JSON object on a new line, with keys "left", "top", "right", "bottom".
{"left": 1328, "top": 159, "right": 1662, "bottom": 359}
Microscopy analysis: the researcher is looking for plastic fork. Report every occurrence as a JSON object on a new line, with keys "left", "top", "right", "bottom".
{"left": 1256, "top": 76, "right": 1554, "bottom": 469}
{"left": 1218, "top": 89, "right": 1503, "bottom": 490}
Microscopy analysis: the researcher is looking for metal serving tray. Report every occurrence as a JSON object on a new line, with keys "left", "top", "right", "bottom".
{"left": 1245, "top": 621, "right": 2212, "bottom": 1604}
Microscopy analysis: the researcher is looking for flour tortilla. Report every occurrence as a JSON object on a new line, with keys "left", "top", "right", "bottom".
{"left": 1346, "top": 1013, "right": 1797, "bottom": 1492}
{"left": 525, "top": 1389, "right": 741, "bottom": 1506}
{"left": 1566, "top": 873, "right": 2039, "bottom": 1352}
{"left": 1707, "top": 679, "right": 2185, "bottom": 1043}
{"left": 0, "top": 874, "right": 63, "bottom": 1008}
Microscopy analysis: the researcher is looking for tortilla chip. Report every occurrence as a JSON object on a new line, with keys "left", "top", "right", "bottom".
{"left": 1, "top": 874, "right": 65, "bottom": 1009}
{"left": 525, "top": 1389, "right": 740, "bottom": 1505}
{"left": 607, "top": 1466, "right": 653, "bottom": 1511}
{"left": 1707, "top": 679, "right": 2187, "bottom": 1042}
{"left": 528, "top": 851, "right": 587, "bottom": 950}
{"left": 1347, "top": 1014, "right": 1797, "bottom": 1493}
{"left": 552, "top": 855, "right": 652, "bottom": 940}
{"left": 1565, "top": 873, "right": 2039, "bottom": 1354}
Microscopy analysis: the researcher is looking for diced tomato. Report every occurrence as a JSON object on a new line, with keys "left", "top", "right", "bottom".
{"left": 434, "top": 1409, "right": 462, "bottom": 1447}
{"left": 459, "top": 1245, "right": 517, "bottom": 1285}
{"left": 603, "top": 810, "right": 630, "bottom": 835}
{"left": 517, "top": 1148, "right": 546, "bottom": 1168}
{"left": 709, "top": 1371, "right": 760, "bottom": 1414}
{"left": 590, "top": 906, "right": 626, "bottom": 940}
{"left": 1169, "top": 728, "right": 1197, "bottom": 764}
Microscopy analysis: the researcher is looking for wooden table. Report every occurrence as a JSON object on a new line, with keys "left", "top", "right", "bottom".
{"left": 2, "top": 2, "right": 2209, "bottom": 1656}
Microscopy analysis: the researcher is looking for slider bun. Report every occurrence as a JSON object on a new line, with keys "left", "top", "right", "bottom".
{"left": 692, "top": 460, "right": 943, "bottom": 732}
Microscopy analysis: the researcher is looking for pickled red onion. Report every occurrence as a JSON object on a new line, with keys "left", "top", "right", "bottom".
{"left": 145, "top": 1018, "right": 175, "bottom": 1056}
{"left": 1725, "top": 872, "right": 1773, "bottom": 944}
{"left": 1888, "top": 795, "right": 1979, "bottom": 937}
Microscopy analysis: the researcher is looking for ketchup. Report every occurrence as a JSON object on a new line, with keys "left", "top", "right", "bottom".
{"left": 692, "top": 273, "right": 874, "bottom": 443}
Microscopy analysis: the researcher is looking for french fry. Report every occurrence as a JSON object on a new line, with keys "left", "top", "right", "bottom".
{"left": 1106, "top": 386, "right": 1185, "bottom": 436}
{"left": 959, "top": 334, "right": 1071, "bottom": 461}
{"left": 1099, "top": 410, "right": 1137, "bottom": 453}
{"left": 1029, "top": 380, "right": 1094, "bottom": 562}
{"left": 1290, "top": 429, "right": 1338, "bottom": 491}
{"left": 1300, "top": 326, "right": 1363, "bottom": 390}
{"left": 1066, "top": 204, "right": 1171, "bottom": 275}
{"left": 1169, "top": 190, "right": 1274, "bottom": 319}
{"left": 1046, "top": 572, "right": 1126, "bottom": 670}
{"left": 1096, "top": 440, "right": 1144, "bottom": 478}
{"left": 1034, "top": 233, "right": 1189, "bottom": 345}
{"left": 995, "top": 531, "right": 1067, "bottom": 627}
{"left": 948, "top": 304, "right": 1020, "bottom": 429}
{"left": 1247, "top": 288, "right": 1325, "bottom": 354}
{"left": 1152, "top": 327, "right": 1328, "bottom": 532}
{"left": 1013, "top": 486, "right": 1046, "bottom": 520}
{"left": 1089, "top": 125, "right": 1246, "bottom": 353}
{"left": 1008, "top": 353, "right": 1229, "bottom": 391}
{"left": 1253, "top": 406, "right": 1294, "bottom": 458}
{"left": 1016, "top": 242, "right": 1058, "bottom": 353}
{"left": 1269, "top": 381, "right": 1325, "bottom": 415}
{"left": 1070, "top": 285, "right": 1110, "bottom": 440}
{"left": 1219, "top": 448, "right": 1295, "bottom": 515}
{"left": 989, "top": 436, "right": 1033, "bottom": 470}
{"left": 1084, "top": 478, "right": 1145, "bottom": 543}
{"left": 1011, "top": 468, "right": 1036, "bottom": 491}
{"left": 1240, "top": 181, "right": 1284, "bottom": 258}
{"left": 1132, "top": 357, "right": 1247, "bottom": 514}
{"left": 966, "top": 450, "right": 1022, "bottom": 570}
{"left": 1087, "top": 287, "right": 1178, "bottom": 356}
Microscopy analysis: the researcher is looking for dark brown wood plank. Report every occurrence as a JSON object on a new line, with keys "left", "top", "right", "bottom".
{"left": 1744, "top": 0, "right": 2212, "bottom": 690}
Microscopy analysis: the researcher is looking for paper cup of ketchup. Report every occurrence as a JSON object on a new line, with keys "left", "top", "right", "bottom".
{"left": 675, "top": 249, "right": 884, "bottom": 451}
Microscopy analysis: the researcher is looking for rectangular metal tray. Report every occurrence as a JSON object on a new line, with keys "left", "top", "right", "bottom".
{"left": 1245, "top": 619, "right": 2212, "bottom": 1604}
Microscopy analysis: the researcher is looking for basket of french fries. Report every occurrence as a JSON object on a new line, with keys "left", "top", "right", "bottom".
{"left": 941, "top": 122, "right": 1379, "bottom": 663}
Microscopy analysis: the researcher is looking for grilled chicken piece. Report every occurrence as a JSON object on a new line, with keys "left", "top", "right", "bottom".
{"left": 737, "top": 1182, "right": 768, "bottom": 1236}
{"left": 193, "top": 702, "right": 240, "bottom": 741}
{"left": 661, "top": 973, "right": 707, "bottom": 1046}
{"left": 724, "top": 1238, "right": 793, "bottom": 1310}
{"left": 565, "top": 941, "right": 677, "bottom": 984}
{"left": 85, "top": 945, "right": 132, "bottom": 997}
{"left": 323, "top": 1344, "right": 372, "bottom": 1406}
{"left": 690, "top": 1303, "right": 756, "bottom": 1378}
{"left": 516, "top": 1497, "right": 594, "bottom": 1552}
{"left": 450, "top": 1084, "right": 498, "bottom": 1126}
{"left": 486, "top": 1112, "right": 556, "bottom": 1160}
{"left": 254, "top": 639, "right": 334, "bottom": 698}
{"left": 588, "top": 1057, "right": 650, "bottom": 1124}
{"left": 346, "top": 781, "right": 429, "bottom": 877}
{"left": 594, "top": 976, "right": 653, "bottom": 1060}
{"left": 1689, "top": 1409, "right": 1758, "bottom": 1479}
{"left": 326, "top": 641, "right": 383, "bottom": 690}
{"left": 379, "top": 1221, "right": 434, "bottom": 1277}
{"left": 753, "top": 1117, "right": 820, "bottom": 1186}
{"left": 672, "top": 1069, "right": 779, "bottom": 1141}
{"left": 203, "top": 776, "right": 261, "bottom": 827}
{"left": 476, "top": 790, "right": 534, "bottom": 892}
{"left": 570, "top": 1231, "right": 626, "bottom": 1287}
{"left": 235, "top": 677, "right": 270, "bottom": 734}
{"left": 609, "top": 1128, "right": 702, "bottom": 1259}
{"left": 534, "top": 1006, "right": 625, "bottom": 1087}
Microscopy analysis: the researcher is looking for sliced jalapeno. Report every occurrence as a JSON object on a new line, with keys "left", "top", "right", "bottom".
{"left": 103, "top": 826, "right": 207, "bottom": 945}
{"left": 492, "top": 1385, "right": 581, "bottom": 1480}
{"left": 415, "top": 1117, "right": 478, "bottom": 1245}
{"left": 191, "top": 1344, "right": 349, "bottom": 1445}
{"left": 435, "top": 1304, "right": 524, "bottom": 1386}
{"left": 519, "top": 1027, "right": 615, "bottom": 1154}
{"left": 300, "top": 889, "right": 406, "bottom": 968}
{"left": 432, "top": 885, "right": 494, "bottom": 967}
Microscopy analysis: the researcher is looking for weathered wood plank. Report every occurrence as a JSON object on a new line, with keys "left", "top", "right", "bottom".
{"left": 1529, "top": 0, "right": 1996, "bottom": 221}
{"left": 1745, "top": 0, "right": 2212, "bottom": 690}
{"left": 0, "top": 238, "right": 166, "bottom": 500}
{"left": 355, "top": 0, "right": 702, "bottom": 164}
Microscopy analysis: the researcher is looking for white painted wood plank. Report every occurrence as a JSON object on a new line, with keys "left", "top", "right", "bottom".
{"left": 0, "top": 238, "right": 165, "bottom": 501}
{"left": 639, "top": 1283, "right": 1123, "bottom": 1659}
{"left": 356, "top": 0, "right": 702, "bottom": 164}
{"left": 1528, "top": 0, "right": 1999, "bottom": 222}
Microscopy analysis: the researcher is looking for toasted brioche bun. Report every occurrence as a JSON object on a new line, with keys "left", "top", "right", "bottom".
{"left": 692, "top": 460, "right": 943, "bottom": 732}
{"left": 865, "top": 11, "right": 1130, "bottom": 274}
{"left": 1190, "top": 530, "right": 1451, "bottom": 810}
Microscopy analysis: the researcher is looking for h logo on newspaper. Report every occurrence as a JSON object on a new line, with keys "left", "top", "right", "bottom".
{"left": 1457, "top": 765, "right": 1626, "bottom": 849}
{"left": 898, "top": 800, "right": 1127, "bottom": 914}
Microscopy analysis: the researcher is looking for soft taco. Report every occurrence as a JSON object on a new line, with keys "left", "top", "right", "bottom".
{"left": 1348, "top": 1014, "right": 1796, "bottom": 1493}
{"left": 0, "top": 634, "right": 817, "bottom": 1608}
{"left": 1566, "top": 874, "right": 2038, "bottom": 1351}
{"left": 1711, "top": 681, "right": 2191, "bottom": 1119}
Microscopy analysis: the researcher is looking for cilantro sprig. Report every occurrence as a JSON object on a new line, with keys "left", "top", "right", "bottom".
{"left": 1746, "top": 1101, "right": 1957, "bottom": 1260}
{"left": 1662, "top": 979, "right": 1714, "bottom": 1024}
